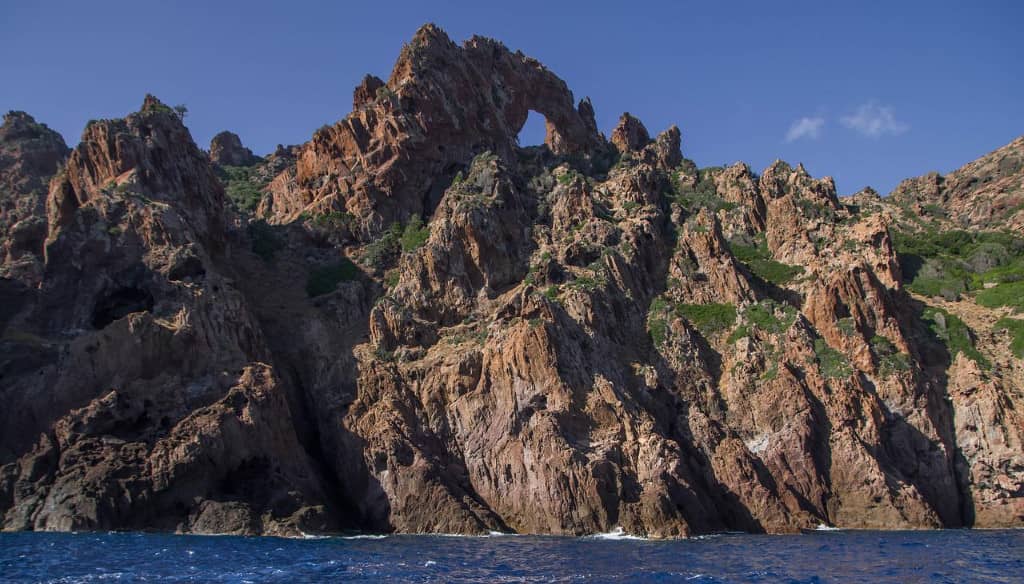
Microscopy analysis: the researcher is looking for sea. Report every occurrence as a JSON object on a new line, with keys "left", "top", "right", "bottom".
{"left": 0, "top": 528, "right": 1020, "bottom": 582}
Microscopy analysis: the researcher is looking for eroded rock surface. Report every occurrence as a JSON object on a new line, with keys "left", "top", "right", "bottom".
{"left": 0, "top": 112, "right": 69, "bottom": 285}
{"left": 1, "top": 25, "right": 1022, "bottom": 537}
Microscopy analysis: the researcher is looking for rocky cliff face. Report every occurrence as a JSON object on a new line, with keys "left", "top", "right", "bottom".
{"left": 1, "top": 25, "right": 1022, "bottom": 537}
{"left": 0, "top": 112, "right": 69, "bottom": 286}
{"left": 891, "top": 137, "right": 1024, "bottom": 231}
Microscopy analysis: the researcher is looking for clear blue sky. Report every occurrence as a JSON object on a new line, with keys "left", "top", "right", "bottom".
{"left": 3, "top": 1, "right": 1021, "bottom": 194}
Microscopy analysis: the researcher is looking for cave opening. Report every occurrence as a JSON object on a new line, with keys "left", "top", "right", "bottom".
{"left": 91, "top": 287, "right": 155, "bottom": 329}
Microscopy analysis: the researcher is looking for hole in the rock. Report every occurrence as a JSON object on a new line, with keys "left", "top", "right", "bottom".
{"left": 516, "top": 110, "right": 547, "bottom": 147}
{"left": 168, "top": 255, "right": 206, "bottom": 282}
{"left": 91, "top": 287, "right": 154, "bottom": 329}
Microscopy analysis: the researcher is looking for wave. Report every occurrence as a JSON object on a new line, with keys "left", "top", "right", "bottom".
{"left": 589, "top": 527, "right": 647, "bottom": 541}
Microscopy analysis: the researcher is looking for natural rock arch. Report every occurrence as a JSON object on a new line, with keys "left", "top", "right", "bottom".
{"left": 271, "top": 24, "right": 608, "bottom": 235}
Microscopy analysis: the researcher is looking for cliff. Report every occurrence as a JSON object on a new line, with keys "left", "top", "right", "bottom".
{"left": 1, "top": 25, "right": 1021, "bottom": 537}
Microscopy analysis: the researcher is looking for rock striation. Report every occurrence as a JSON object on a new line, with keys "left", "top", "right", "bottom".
{"left": 1, "top": 25, "right": 1022, "bottom": 537}
{"left": 0, "top": 112, "right": 69, "bottom": 286}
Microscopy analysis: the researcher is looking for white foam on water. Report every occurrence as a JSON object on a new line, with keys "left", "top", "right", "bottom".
{"left": 589, "top": 527, "right": 647, "bottom": 540}
{"left": 424, "top": 560, "right": 437, "bottom": 567}
{"left": 339, "top": 534, "right": 388, "bottom": 540}
{"left": 815, "top": 524, "right": 841, "bottom": 531}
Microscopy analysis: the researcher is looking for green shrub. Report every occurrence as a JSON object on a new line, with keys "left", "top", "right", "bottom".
{"left": 994, "top": 318, "right": 1024, "bottom": 358}
{"left": 796, "top": 198, "right": 836, "bottom": 222}
{"left": 813, "top": 339, "right": 853, "bottom": 379}
{"left": 249, "top": 221, "right": 284, "bottom": 261}
{"left": 557, "top": 169, "right": 582, "bottom": 185}
{"left": 922, "top": 307, "right": 989, "bottom": 368}
{"left": 894, "top": 228, "right": 1024, "bottom": 300}
{"left": 671, "top": 167, "right": 738, "bottom": 213}
{"left": 311, "top": 210, "right": 357, "bottom": 231}
{"left": 569, "top": 275, "right": 604, "bottom": 291}
{"left": 218, "top": 165, "right": 267, "bottom": 211}
{"left": 745, "top": 300, "right": 798, "bottom": 334}
{"left": 837, "top": 317, "right": 856, "bottom": 337}
{"left": 676, "top": 303, "right": 737, "bottom": 336}
{"left": 871, "top": 335, "right": 911, "bottom": 377}
{"left": 750, "top": 259, "right": 804, "bottom": 285}
{"left": 976, "top": 281, "right": 1024, "bottom": 311}
{"left": 361, "top": 223, "right": 402, "bottom": 270}
{"left": 621, "top": 201, "right": 641, "bottom": 213}
{"left": 306, "top": 258, "right": 359, "bottom": 297}
{"left": 647, "top": 296, "right": 670, "bottom": 347}
{"left": 728, "top": 235, "right": 804, "bottom": 285}
{"left": 400, "top": 214, "right": 430, "bottom": 252}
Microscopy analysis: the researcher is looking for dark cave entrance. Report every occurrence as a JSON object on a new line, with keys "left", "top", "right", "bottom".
{"left": 91, "top": 287, "right": 155, "bottom": 329}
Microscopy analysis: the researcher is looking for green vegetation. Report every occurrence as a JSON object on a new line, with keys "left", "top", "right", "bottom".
{"left": 647, "top": 297, "right": 670, "bottom": 347}
{"left": 248, "top": 221, "right": 284, "bottom": 262}
{"left": 557, "top": 168, "right": 583, "bottom": 186}
{"left": 306, "top": 258, "right": 359, "bottom": 297}
{"left": 976, "top": 280, "right": 1024, "bottom": 311}
{"left": 814, "top": 339, "right": 854, "bottom": 379}
{"left": 359, "top": 216, "right": 431, "bottom": 271}
{"left": 837, "top": 317, "right": 856, "bottom": 337}
{"left": 569, "top": 274, "right": 605, "bottom": 292}
{"left": 309, "top": 210, "right": 357, "bottom": 232}
{"left": 670, "top": 166, "right": 737, "bottom": 213}
{"left": 728, "top": 235, "right": 805, "bottom": 286}
{"left": 543, "top": 285, "right": 560, "bottom": 302}
{"left": 621, "top": 201, "right": 641, "bottom": 213}
{"left": 729, "top": 300, "right": 799, "bottom": 343}
{"left": 647, "top": 296, "right": 737, "bottom": 343}
{"left": 217, "top": 165, "right": 267, "bottom": 211}
{"left": 922, "top": 307, "right": 989, "bottom": 368}
{"left": 361, "top": 223, "right": 402, "bottom": 270}
{"left": 870, "top": 335, "right": 912, "bottom": 377}
{"left": 676, "top": 303, "right": 737, "bottom": 336}
{"left": 796, "top": 198, "right": 836, "bottom": 222}
{"left": 400, "top": 214, "right": 430, "bottom": 252}
{"left": 893, "top": 229, "right": 1024, "bottom": 302}
{"left": 994, "top": 318, "right": 1024, "bottom": 358}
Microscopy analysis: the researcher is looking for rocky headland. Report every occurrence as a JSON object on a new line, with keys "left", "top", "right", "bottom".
{"left": 1, "top": 25, "right": 1021, "bottom": 537}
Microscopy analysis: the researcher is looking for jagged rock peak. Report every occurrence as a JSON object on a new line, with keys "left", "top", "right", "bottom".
{"left": 610, "top": 112, "right": 651, "bottom": 152}
{"left": 0, "top": 110, "right": 69, "bottom": 285}
{"left": 352, "top": 74, "right": 385, "bottom": 110}
{"left": 47, "top": 95, "right": 225, "bottom": 245}
{"left": 3, "top": 111, "right": 58, "bottom": 142}
{"left": 209, "top": 131, "right": 258, "bottom": 166}
{"left": 276, "top": 23, "right": 609, "bottom": 233}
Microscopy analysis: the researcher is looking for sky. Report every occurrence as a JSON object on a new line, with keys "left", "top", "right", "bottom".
{"left": 3, "top": 1, "right": 1022, "bottom": 194}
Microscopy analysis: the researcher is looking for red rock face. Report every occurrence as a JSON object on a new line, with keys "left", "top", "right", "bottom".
{"left": 891, "top": 137, "right": 1024, "bottom": 231}
{"left": 263, "top": 24, "right": 607, "bottom": 235}
{"left": 0, "top": 112, "right": 69, "bottom": 285}
{"left": 1, "top": 26, "right": 1022, "bottom": 537}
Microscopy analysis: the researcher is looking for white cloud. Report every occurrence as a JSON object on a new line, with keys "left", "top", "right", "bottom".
{"left": 840, "top": 101, "right": 909, "bottom": 138}
{"left": 785, "top": 116, "right": 825, "bottom": 143}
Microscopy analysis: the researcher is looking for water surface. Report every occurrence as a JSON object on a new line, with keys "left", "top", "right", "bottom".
{"left": 1, "top": 529, "right": 1021, "bottom": 582}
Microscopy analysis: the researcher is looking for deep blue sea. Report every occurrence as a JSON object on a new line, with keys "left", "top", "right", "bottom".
{"left": 1, "top": 529, "right": 1021, "bottom": 583}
